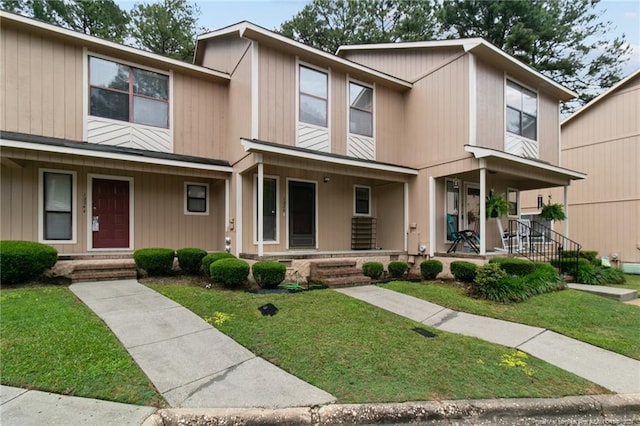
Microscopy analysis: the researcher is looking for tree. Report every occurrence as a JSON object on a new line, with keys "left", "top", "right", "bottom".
{"left": 129, "top": 0, "right": 201, "bottom": 62}
{"left": 437, "top": 0, "right": 632, "bottom": 111}
{"left": 279, "top": 0, "right": 437, "bottom": 54}
{"left": 0, "top": 0, "right": 129, "bottom": 43}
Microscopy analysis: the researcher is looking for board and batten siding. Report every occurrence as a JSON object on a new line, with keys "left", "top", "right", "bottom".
{"left": 1, "top": 24, "right": 83, "bottom": 141}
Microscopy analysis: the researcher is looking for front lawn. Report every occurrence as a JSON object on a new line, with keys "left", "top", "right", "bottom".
{"left": 384, "top": 278, "right": 640, "bottom": 360}
{"left": 149, "top": 284, "right": 606, "bottom": 403}
{"left": 0, "top": 286, "right": 165, "bottom": 407}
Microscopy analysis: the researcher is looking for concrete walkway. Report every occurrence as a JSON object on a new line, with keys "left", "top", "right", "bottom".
{"left": 337, "top": 285, "right": 640, "bottom": 394}
{"left": 68, "top": 280, "right": 335, "bottom": 409}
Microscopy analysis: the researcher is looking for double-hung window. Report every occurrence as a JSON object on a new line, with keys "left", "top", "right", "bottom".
{"left": 299, "top": 65, "right": 328, "bottom": 127}
{"left": 185, "top": 183, "right": 208, "bottom": 215}
{"left": 349, "top": 82, "right": 373, "bottom": 137}
{"left": 89, "top": 56, "right": 169, "bottom": 128}
{"left": 41, "top": 170, "right": 75, "bottom": 242}
{"left": 354, "top": 186, "right": 371, "bottom": 216}
{"left": 506, "top": 80, "right": 537, "bottom": 140}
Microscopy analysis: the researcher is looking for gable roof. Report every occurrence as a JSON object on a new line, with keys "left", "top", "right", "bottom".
{"left": 195, "top": 21, "right": 413, "bottom": 91}
{"left": 0, "top": 10, "right": 230, "bottom": 83}
{"left": 337, "top": 39, "right": 577, "bottom": 101}
{"left": 562, "top": 68, "right": 640, "bottom": 125}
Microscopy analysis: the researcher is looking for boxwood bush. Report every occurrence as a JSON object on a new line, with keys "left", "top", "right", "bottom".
{"left": 211, "top": 258, "right": 250, "bottom": 288}
{"left": 133, "top": 248, "right": 175, "bottom": 276}
{"left": 202, "top": 252, "right": 236, "bottom": 278}
{"left": 489, "top": 257, "right": 535, "bottom": 276}
{"left": 450, "top": 261, "right": 477, "bottom": 282}
{"left": 177, "top": 248, "right": 207, "bottom": 275}
{"left": 0, "top": 240, "right": 58, "bottom": 284}
{"left": 252, "top": 261, "right": 286, "bottom": 289}
{"left": 420, "top": 259, "right": 443, "bottom": 280}
{"left": 362, "top": 262, "right": 384, "bottom": 279}
{"left": 388, "top": 261, "right": 408, "bottom": 278}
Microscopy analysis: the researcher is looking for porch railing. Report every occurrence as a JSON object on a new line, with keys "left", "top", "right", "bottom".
{"left": 506, "top": 219, "right": 581, "bottom": 276}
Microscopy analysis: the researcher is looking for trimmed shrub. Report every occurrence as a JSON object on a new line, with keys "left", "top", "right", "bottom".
{"left": 450, "top": 261, "right": 477, "bottom": 282}
{"left": 0, "top": 240, "right": 58, "bottom": 284}
{"left": 133, "top": 248, "right": 175, "bottom": 276}
{"left": 420, "top": 260, "right": 443, "bottom": 280}
{"left": 202, "top": 252, "right": 236, "bottom": 278}
{"left": 362, "top": 262, "right": 384, "bottom": 279}
{"left": 552, "top": 257, "right": 590, "bottom": 277}
{"left": 177, "top": 248, "right": 207, "bottom": 275}
{"left": 252, "top": 261, "right": 286, "bottom": 289}
{"left": 388, "top": 261, "right": 408, "bottom": 279}
{"left": 472, "top": 262, "right": 564, "bottom": 303}
{"left": 210, "top": 258, "right": 250, "bottom": 287}
{"left": 489, "top": 257, "right": 535, "bottom": 276}
{"left": 472, "top": 262, "right": 508, "bottom": 300}
{"left": 597, "top": 266, "right": 625, "bottom": 284}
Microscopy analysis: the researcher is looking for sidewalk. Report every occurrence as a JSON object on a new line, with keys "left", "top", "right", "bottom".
{"left": 337, "top": 285, "right": 640, "bottom": 394}
{"left": 68, "top": 280, "right": 336, "bottom": 408}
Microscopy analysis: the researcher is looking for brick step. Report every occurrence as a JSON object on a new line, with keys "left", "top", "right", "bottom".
{"left": 315, "top": 276, "right": 372, "bottom": 288}
{"left": 73, "top": 260, "right": 136, "bottom": 271}
{"left": 310, "top": 260, "right": 357, "bottom": 270}
{"left": 70, "top": 269, "right": 137, "bottom": 283}
{"left": 59, "top": 254, "right": 133, "bottom": 261}
{"left": 312, "top": 267, "right": 365, "bottom": 279}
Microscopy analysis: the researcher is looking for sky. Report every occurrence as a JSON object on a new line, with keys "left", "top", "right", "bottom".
{"left": 119, "top": 0, "right": 640, "bottom": 76}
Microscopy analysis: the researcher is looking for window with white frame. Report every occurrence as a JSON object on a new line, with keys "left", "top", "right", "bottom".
{"left": 184, "top": 182, "right": 208, "bottom": 215}
{"left": 507, "top": 188, "right": 519, "bottom": 216}
{"left": 349, "top": 81, "right": 373, "bottom": 137}
{"left": 299, "top": 65, "right": 328, "bottom": 127}
{"left": 506, "top": 80, "right": 537, "bottom": 140}
{"left": 89, "top": 56, "right": 169, "bottom": 128}
{"left": 354, "top": 185, "right": 371, "bottom": 216}
{"left": 41, "top": 170, "right": 75, "bottom": 242}
{"left": 254, "top": 176, "right": 278, "bottom": 242}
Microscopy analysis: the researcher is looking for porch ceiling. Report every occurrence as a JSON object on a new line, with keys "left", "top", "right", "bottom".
{"left": 465, "top": 145, "right": 586, "bottom": 189}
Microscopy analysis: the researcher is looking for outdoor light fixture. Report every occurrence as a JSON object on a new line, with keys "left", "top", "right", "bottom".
{"left": 453, "top": 178, "right": 459, "bottom": 190}
{"left": 323, "top": 176, "right": 330, "bottom": 183}
{"left": 537, "top": 194, "right": 543, "bottom": 209}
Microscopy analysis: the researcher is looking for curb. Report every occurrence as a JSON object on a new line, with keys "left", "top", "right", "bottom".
{"left": 148, "top": 394, "right": 640, "bottom": 425}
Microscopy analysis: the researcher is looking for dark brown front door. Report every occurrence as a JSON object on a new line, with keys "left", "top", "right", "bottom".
{"left": 92, "top": 178, "right": 130, "bottom": 249}
{"left": 288, "top": 180, "right": 316, "bottom": 248}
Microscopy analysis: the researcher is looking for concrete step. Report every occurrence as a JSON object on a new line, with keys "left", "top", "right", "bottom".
{"left": 315, "top": 276, "right": 372, "bottom": 288}
{"left": 70, "top": 269, "right": 137, "bottom": 283}
{"left": 567, "top": 283, "right": 638, "bottom": 302}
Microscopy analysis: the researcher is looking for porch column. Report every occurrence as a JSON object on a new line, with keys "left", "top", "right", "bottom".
{"left": 404, "top": 182, "right": 409, "bottom": 252}
{"left": 225, "top": 178, "right": 230, "bottom": 233}
{"left": 429, "top": 176, "right": 435, "bottom": 257}
{"left": 563, "top": 184, "right": 569, "bottom": 237}
{"left": 479, "top": 167, "right": 487, "bottom": 255}
{"left": 257, "top": 160, "right": 264, "bottom": 257}
{"left": 236, "top": 173, "right": 243, "bottom": 255}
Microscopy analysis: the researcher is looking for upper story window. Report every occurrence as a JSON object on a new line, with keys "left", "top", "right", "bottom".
{"left": 299, "top": 65, "right": 328, "bottom": 127}
{"left": 506, "top": 80, "right": 537, "bottom": 141}
{"left": 89, "top": 56, "right": 169, "bottom": 128}
{"left": 349, "top": 82, "right": 373, "bottom": 137}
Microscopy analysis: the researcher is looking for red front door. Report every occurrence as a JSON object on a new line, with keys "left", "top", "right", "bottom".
{"left": 92, "top": 178, "right": 130, "bottom": 249}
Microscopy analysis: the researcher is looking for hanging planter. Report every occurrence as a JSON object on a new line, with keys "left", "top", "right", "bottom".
{"left": 485, "top": 191, "right": 510, "bottom": 218}
{"left": 540, "top": 203, "right": 566, "bottom": 221}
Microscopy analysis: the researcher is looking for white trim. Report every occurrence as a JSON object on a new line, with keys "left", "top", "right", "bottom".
{"left": 184, "top": 181, "right": 210, "bottom": 216}
{"left": 225, "top": 178, "right": 230, "bottom": 233}
{"left": 241, "top": 139, "right": 418, "bottom": 175}
{"left": 169, "top": 69, "right": 175, "bottom": 152}
{"left": 38, "top": 168, "right": 77, "bottom": 244}
{"left": 353, "top": 184, "right": 372, "bottom": 216}
{"left": 505, "top": 76, "right": 539, "bottom": 144}
{"left": 428, "top": 176, "right": 436, "bottom": 257}
{"left": 0, "top": 139, "right": 233, "bottom": 173}
{"left": 297, "top": 60, "right": 331, "bottom": 139}
{"left": 82, "top": 47, "right": 89, "bottom": 141}
{"left": 479, "top": 168, "right": 486, "bottom": 255}
{"left": 286, "top": 178, "right": 318, "bottom": 250}
{"left": 87, "top": 174, "right": 134, "bottom": 251}
{"left": 564, "top": 185, "right": 569, "bottom": 237}
{"left": 1, "top": 11, "right": 230, "bottom": 81}
{"left": 347, "top": 76, "right": 375, "bottom": 139}
{"left": 253, "top": 174, "right": 280, "bottom": 246}
{"left": 468, "top": 53, "right": 477, "bottom": 146}
{"left": 236, "top": 173, "right": 243, "bottom": 255}
{"left": 251, "top": 41, "right": 259, "bottom": 139}
{"left": 404, "top": 182, "right": 409, "bottom": 252}
{"left": 198, "top": 21, "right": 411, "bottom": 89}
{"left": 464, "top": 145, "right": 586, "bottom": 179}
{"left": 257, "top": 162, "right": 264, "bottom": 256}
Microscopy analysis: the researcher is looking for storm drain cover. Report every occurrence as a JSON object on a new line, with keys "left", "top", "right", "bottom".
{"left": 258, "top": 303, "right": 278, "bottom": 316}
{"left": 413, "top": 327, "right": 436, "bottom": 338}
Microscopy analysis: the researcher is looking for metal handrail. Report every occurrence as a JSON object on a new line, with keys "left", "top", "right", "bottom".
{"left": 507, "top": 219, "right": 581, "bottom": 276}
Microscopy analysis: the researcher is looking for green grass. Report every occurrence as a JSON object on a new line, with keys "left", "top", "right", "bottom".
{"left": 0, "top": 286, "right": 165, "bottom": 407}
{"left": 614, "top": 273, "right": 640, "bottom": 291}
{"left": 149, "top": 284, "right": 607, "bottom": 403}
{"left": 383, "top": 278, "right": 640, "bottom": 360}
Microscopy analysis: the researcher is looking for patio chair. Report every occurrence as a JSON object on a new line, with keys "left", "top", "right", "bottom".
{"left": 495, "top": 218, "right": 517, "bottom": 252}
{"left": 446, "top": 214, "right": 480, "bottom": 254}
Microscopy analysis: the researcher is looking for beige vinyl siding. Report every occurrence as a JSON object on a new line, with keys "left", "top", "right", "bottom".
{"left": 226, "top": 41, "right": 253, "bottom": 162}
{"left": 330, "top": 69, "right": 348, "bottom": 155}
{"left": 258, "top": 45, "right": 296, "bottom": 146}
{"left": 172, "top": 73, "right": 228, "bottom": 159}
{"left": 376, "top": 183, "right": 405, "bottom": 250}
{"left": 475, "top": 59, "right": 504, "bottom": 149}
{"left": 199, "top": 36, "right": 251, "bottom": 74}
{"left": 373, "top": 84, "right": 405, "bottom": 164}
{"left": 1, "top": 25, "right": 83, "bottom": 141}
{"left": 537, "top": 91, "right": 560, "bottom": 164}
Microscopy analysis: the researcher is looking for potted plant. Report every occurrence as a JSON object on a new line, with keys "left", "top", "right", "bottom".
{"left": 485, "top": 191, "right": 510, "bottom": 218}
{"left": 540, "top": 202, "right": 566, "bottom": 221}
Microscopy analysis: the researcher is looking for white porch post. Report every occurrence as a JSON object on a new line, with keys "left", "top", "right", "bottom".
{"left": 563, "top": 184, "right": 569, "bottom": 237}
{"left": 257, "top": 161, "right": 264, "bottom": 257}
{"left": 429, "top": 176, "right": 435, "bottom": 257}
{"left": 224, "top": 178, "right": 230, "bottom": 233}
{"left": 236, "top": 173, "right": 243, "bottom": 255}
{"left": 479, "top": 167, "right": 487, "bottom": 255}
{"left": 404, "top": 182, "right": 409, "bottom": 252}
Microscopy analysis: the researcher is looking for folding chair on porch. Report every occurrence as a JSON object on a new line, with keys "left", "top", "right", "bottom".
{"left": 446, "top": 214, "right": 480, "bottom": 254}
